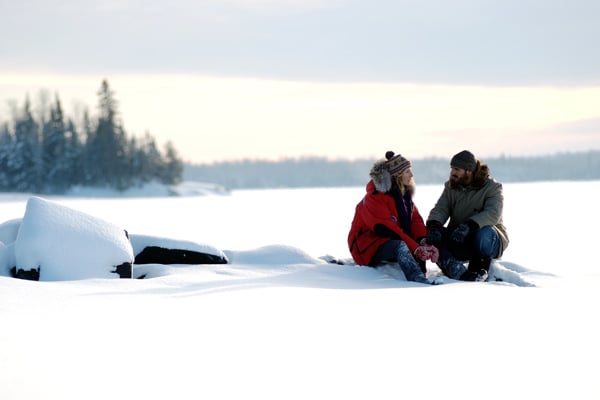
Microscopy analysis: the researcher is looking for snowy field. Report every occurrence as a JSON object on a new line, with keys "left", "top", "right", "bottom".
{"left": 0, "top": 180, "right": 599, "bottom": 400}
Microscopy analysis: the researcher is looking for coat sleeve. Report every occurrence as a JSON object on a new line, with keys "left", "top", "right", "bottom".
{"left": 469, "top": 181, "right": 504, "bottom": 228}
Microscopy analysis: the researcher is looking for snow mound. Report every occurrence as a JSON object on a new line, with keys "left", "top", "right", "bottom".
{"left": 14, "top": 197, "right": 134, "bottom": 281}
{"left": 488, "top": 260, "right": 538, "bottom": 287}
{"left": 0, "top": 218, "right": 21, "bottom": 244}
{"left": 129, "top": 234, "right": 227, "bottom": 261}
{"left": 130, "top": 246, "right": 406, "bottom": 289}
{"left": 224, "top": 244, "right": 326, "bottom": 265}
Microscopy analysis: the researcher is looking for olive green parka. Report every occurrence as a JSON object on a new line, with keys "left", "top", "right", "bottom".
{"left": 427, "top": 163, "right": 509, "bottom": 257}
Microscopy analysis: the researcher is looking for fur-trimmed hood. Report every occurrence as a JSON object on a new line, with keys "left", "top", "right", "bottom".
{"left": 470, "top": 162, "right": 490, "bottom": 189}
{"left": 370, "top": 159, "right": 393, "bottom": 193}
{"left": 369, "top": 159, "right": 415, "bottom": 194}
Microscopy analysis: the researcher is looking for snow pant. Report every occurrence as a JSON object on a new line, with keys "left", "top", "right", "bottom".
{"left": 371, "top": 240, "right": 427, "bottom": 281}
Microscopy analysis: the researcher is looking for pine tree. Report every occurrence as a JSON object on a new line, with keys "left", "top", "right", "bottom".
{"left": 41, "top": 96, "right": 70, "bottom": 193}
{"left": 87, "top": 79, "right": 130, "bottom": 189}
{"left": 80, "top": 109, "right": 96, "bottom": 186}
{"left": 160, "top": 141, "right": 183, "bottom": 185}
{"left": 140, "top": 133, "right": 162, "bottom": 183}
{"left": 12, "top": 98, "right": 41, "bottom": 192}
{"left": 64, "top": 119, "right": 84, "bottom": 187}
{"left": 0, "top": 123, "right": 13, "bottom": 190}
{"left": 127, "top": 134, "right": 152, "bottom": 185}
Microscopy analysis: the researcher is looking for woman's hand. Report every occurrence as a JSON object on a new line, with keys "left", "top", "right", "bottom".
{"left": 415, "top": 239, "right": 439, "bottom": 263}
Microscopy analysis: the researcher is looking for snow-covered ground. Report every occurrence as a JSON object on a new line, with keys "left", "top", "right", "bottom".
{"left": 0, "top": 181, "right": 599, "bottom": 400}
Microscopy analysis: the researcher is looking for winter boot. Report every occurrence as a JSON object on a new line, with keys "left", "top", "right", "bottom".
{"left": 396, "top": 242, "right": 431, "bottom": 284}
{"left": 460, "top": 269, "right": 488, "bottom": 282}
{"left": 461, "top": 256, "right": 491, "bottom": 282}
{"left": 480, "top": 256, "right": 492, "bottom": 273}
{"left": 468, "top": 256, "right": 492, "bottom": 273}
{"left": 474, "top": 269, "right": 489, "bottom": 282}
{"left": 438, "top": 257, "right": 467, "bottom": 280}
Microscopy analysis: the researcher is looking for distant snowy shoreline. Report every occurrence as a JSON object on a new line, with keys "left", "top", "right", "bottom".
{"left": 183, "top": 151, "right": 600, "bottom": 189}
{"left": 0, "top": 181, "right": 230, "bottom": 200}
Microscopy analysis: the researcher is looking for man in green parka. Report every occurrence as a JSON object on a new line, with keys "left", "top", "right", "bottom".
{"left": 426, "top": 150, "right": 509, "bottom": 282}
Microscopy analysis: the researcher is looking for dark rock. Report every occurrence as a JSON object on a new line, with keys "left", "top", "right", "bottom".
{"left": 134, "top": 246, "right": 228, "bottom": 265}
{"left": 10, "top": 266, "right": 40, "bottom": 281}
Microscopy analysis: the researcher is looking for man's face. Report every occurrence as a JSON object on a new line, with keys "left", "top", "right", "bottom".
{"left": 449, "top": 166, "right": 472, "bottom": 188}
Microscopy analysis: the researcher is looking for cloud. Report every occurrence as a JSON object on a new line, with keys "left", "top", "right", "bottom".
{"left": 1, "top": 0, "right": 599, "bottom": 85}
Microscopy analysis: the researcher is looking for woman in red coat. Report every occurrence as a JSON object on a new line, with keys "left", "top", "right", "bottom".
{"left": 348, "top": 151, "right": 439, "bottom": 284}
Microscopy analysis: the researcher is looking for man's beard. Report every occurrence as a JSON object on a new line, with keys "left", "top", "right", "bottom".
{"left": 449, "top": 174, "right": 470, "bottom": 189}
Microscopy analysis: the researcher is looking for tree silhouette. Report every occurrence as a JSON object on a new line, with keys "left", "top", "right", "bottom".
{"left": 41, "top": 96, "right": 70, "bottom": 193}
{"left": 12, "top": 98, "right": 41, "bottom": 192}
{"left": 0, "top": 80, "right": 184, "bottom": 193}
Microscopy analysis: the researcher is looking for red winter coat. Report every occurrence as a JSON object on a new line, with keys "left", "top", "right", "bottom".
{"left": 348, "top": 181, "right": 427, "bottom": 266}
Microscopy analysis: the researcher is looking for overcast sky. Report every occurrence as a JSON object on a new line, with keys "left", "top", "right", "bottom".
{"left": 2, "top": 0, "right": 600, "bottom": 163}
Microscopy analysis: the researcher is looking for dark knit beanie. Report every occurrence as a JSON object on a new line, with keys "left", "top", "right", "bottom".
{"left": 450, "top": 150, "right": 477, "bottom": 171}
{"left": 385, "top": 151, "right": 411, "bottom": 176}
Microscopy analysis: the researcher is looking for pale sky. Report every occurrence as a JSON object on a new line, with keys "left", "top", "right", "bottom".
{"left": 1, "top": 0, "right": 600, "bottom": 164}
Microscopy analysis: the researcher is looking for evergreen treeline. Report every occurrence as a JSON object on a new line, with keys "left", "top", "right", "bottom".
{"left": 183, "top": 151, "right": 600, "bottom": 189}
{"left": 0, "top": 80, "right": 183, "bottom": 194}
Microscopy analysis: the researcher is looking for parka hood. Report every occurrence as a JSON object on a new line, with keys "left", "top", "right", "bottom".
{"left": 369, "top": 159, "right": 393, "bottom": 193}
{"left": 470, "top": 162, "right": 490, "bottom": 189}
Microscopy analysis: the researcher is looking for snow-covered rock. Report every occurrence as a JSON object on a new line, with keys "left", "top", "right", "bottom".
{"left": 13, "top": 197, "right": 134, "bottom": 281}
{"left": 130, "top": 234, "right": 228, "bottom": 265}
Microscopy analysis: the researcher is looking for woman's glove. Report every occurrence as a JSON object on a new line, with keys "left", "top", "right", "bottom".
{"left": 414, "top": 239, "right": 440, "bottom": 263}
{"left": 413, "top": 245, "right": 430, "bottom": 261}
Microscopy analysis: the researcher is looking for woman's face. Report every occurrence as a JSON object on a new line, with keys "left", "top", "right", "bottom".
{"left": 398, "top": 168, "right": 413, "bottom": 186}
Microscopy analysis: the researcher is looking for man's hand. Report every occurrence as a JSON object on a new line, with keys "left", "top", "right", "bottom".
{"left": 450, "top": 220, "right": 478, "bottom": 244}
{"left": 426, "top": 220, "right": 443, "bottom": 246}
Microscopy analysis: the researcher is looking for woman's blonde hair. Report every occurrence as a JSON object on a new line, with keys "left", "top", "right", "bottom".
{"left": 394, "top": 171, "right": 415, "bottom": 196}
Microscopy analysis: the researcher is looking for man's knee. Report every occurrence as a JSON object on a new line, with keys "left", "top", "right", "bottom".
{"left": 475, "top": 227, "right": 500, "bottom": 258}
